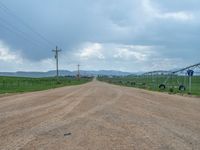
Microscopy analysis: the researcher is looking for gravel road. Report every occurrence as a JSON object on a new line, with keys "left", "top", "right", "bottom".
{"left": 0, "top": 80, "right": 200, "bottom": 150}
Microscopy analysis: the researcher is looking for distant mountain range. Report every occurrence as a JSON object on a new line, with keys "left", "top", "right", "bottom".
{"left": 0, "top": 70, "right": 134, "bottom": 78}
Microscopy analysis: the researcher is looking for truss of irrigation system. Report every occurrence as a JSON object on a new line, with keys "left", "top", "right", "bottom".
{"left": 143, "top": 62, "right": 200, "bottom": 76}
{"left": 142, "top": 62, "right": 200, "bottom": 93}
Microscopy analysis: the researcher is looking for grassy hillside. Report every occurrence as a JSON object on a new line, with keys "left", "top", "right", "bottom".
{"left": 98, "top": 75, "right": 200, "bottom": 96}
{"left": 0, "top": 76, "right": 92, "bottom": 94}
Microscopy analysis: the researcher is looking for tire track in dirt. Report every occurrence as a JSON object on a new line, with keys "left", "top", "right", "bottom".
{"left": 21, "top": 84, "right": 124, "bottom": 150}
{"left": 0, "top": 86, "right": 85, "bottom": 119}
{"left": 0, "top": 81, "right": 200, "bottom": 150}
{"left": 0, "top": 85, "right": 93, "bottom": 150}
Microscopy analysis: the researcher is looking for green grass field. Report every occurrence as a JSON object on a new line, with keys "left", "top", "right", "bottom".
{"left": 98, "top": 75, "right": 200, "bottom": 96}
{"left": 0, "top": 76, "right": 92, "bottom": 94}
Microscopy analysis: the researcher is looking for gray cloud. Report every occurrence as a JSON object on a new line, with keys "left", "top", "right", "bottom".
{"left": 0, "top": 0, "right": 199, "bottom": 71}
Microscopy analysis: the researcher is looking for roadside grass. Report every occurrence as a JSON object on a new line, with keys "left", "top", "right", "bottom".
{"left": 0, "top": 76, "right": 92, "bottom": 94}
{"left": 98, "top": 76, "right": 200, "bottom": 96}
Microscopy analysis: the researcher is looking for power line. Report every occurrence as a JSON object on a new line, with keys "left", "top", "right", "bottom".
{"left": 0, "top": 1, "right": 56, "bottom": 47}
{"left": 0, "top": 1, "right": 55, "bottom": 47}
{"left": 0, "top": 16, "right": 51, "bottom": 49}
{"left": 0, "top": 21, "right": 45, "bottom": 49}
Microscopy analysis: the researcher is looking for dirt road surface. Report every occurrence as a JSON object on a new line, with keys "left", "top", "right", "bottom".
{"left": 0, "top": 80, "right": 200, "bottom": 150}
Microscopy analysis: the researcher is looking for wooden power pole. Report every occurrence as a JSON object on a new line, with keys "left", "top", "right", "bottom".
{"left": 52, "top": 46, "right": 61, "bottom": 81}
{"left": 77, "top": 64, "right": 80, "bottom": 80}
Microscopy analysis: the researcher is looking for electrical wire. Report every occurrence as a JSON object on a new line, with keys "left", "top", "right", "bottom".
{"left": 0, "top": 1, "right": 57, "bottom": 47}
{"left": 0, "top": 22, "right": 45, "bottom": 49}
{"left": 0, "top": 16, "right": 51, "bottom": 49}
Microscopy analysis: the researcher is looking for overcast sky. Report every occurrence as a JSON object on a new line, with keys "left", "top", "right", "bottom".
{"left": 0, "top": 0, "right": 199, "bottom": 72}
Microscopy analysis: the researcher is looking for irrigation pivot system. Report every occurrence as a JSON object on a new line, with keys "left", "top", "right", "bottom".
{"left": 98, "top": 62, "right": 200, "bottom": 96}
{"left": 143, "top": 62, "right": 200, "bottom": 94}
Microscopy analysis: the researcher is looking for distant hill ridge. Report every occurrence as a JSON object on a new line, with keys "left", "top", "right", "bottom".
{"left": 0, "top": 70, "right": 133, "bottom": 78}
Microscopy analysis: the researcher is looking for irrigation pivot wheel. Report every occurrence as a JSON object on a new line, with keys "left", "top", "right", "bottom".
{"left": 159, "top": 84, "right": 166, "bottom": 90}
{"left": 179, "top": 85, "right": 186, "bottom": 91}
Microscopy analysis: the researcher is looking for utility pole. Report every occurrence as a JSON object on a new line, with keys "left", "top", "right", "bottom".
{"left": 77, "top": 64, "right": 80, "bottom": 80}
{"left": 52, "top": 46, "right": 61, "bottom": 81}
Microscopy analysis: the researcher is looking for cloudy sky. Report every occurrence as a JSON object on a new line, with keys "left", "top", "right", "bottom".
{"left": 0, "top": 0, "right": 199, "bottom": 72}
